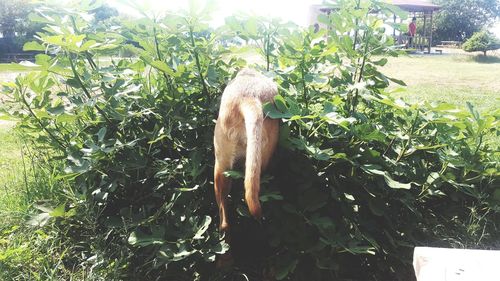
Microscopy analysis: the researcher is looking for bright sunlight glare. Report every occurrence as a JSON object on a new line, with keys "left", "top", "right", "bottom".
{"left": 108, "top": 1, "right": 500, "bottom": 37}
{"left": 108, "top": 0, "right": 323, "bottom": 27}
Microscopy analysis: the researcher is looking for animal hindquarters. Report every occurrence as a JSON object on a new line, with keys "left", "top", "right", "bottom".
{"left": 260, "top": 118, "right": 279, "bottom": 172}
{"left": 240, "top": 100, "right": 264, "bottom": 219}
{"left": 240, "top": 99, "right": 279, "bottom": 219}
{"left": 214, "top": 68, "right": 279, "bottom": 223}
{"left": 251, "top": 117, "right": 279, "bottom": 218}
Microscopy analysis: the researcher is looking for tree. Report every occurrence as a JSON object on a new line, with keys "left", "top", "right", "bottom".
{"left": 462, "top": 30, "right": 500, "bottom": 56}
{"left": 90, "top": 4, "right": 118, "bottom": 23}
{"left": 0, "top": 0, "right": 30, "bottom": 38}
{"left": 433, "top": 0, "right": 500, "bottom": 42}
{"left": 0, "top": 0, "right": 43, "bottom": 53}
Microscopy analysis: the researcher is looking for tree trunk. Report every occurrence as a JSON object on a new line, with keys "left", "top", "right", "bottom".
{"left": 483, "top": 50, "right": 487, "bottom": 56}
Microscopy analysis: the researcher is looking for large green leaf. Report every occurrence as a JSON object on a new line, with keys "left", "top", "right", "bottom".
{"left": 128, "top": 230, "right": 165, "bottom": 247}
{"left": 193, "top": 216, "right": 211, "bottom": 240}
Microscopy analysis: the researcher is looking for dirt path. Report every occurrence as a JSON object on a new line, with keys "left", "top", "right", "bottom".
{"left": 0, "top": 120, "right": 15, "bottom": 128}
{"left": 0, "top": 71, "right": 22, "bottom": 83}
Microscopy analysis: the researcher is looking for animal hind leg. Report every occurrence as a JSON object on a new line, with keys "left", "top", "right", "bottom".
{"left": 214, "top": 159, "right": 233, "bottom": 232}
{"left": 261, "top": 119, "right": 279, "bottom": 171}
{"left": 214, "top": 158, "right": 234, "bottom": 268}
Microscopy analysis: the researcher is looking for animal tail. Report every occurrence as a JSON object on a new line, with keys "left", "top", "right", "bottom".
{"left": 240, "top": 99, "right": 263, "bottom": 219}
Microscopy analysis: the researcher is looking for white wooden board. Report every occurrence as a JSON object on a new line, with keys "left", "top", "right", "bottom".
{"left": 413, "top": 247, "right": 500, "bottom": 281}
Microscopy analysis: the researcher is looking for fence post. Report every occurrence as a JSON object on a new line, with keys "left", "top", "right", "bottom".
{"left": 429, "top": 11, "right": 433, "bottom": 53}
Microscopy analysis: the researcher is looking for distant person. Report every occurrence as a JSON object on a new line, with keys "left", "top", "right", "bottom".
{"left": 408, "top": 17, "right": 417, "bottom": 47}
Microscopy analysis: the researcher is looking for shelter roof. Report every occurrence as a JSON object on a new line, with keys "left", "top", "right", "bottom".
{"left": 389, "top": 0, "right": 440, "bottom": 12}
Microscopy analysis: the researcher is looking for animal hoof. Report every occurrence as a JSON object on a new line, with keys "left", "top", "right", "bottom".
{"left": 220, "top": 222, "right": 230, "bottom": 232}
{"left": 216, "top": 252, "right": 234, "bottom": 268}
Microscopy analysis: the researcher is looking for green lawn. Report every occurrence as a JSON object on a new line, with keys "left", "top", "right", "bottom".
{"left": 0, "top": 64, "right": 27, "bottom": 220}
{"left": 0, "top": 121, "right": 74, "bottom": 280}
{"left": 0, "top": 63, "right": 32, "bottom": 84}
{"left": 0, "top": 63, "right": 37, "bottom": 72}
{"left": 383, "top": 54, "right": 500, "bottom": 112}
{"left": 0, "top": 121, "right": 27, "bottom": 223}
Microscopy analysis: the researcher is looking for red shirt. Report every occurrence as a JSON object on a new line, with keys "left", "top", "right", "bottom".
{"left": 409, "top": 22, "right": 416, "bottom": 36}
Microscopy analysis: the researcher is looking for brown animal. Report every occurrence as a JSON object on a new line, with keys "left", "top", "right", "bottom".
{"left": 213, "top": 68, "right": 279, "bottom": 232}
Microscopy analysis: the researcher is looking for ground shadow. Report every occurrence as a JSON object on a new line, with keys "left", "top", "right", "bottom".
{"left": 471, "top": 55, "right": 500, "bottom": 64}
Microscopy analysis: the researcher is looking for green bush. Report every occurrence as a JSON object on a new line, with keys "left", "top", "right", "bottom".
{"left": 463, "top": 30, "right": 500, "bottom": 56}
{"left": 1, "top": 0, "right": 499, "bottom": 280}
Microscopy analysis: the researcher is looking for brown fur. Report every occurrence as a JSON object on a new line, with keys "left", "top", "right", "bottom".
{"left": 214, "top": 68, "right": 279, "bottom": 232}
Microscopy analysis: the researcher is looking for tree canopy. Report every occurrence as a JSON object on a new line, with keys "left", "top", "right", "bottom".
{"left": 90, "top": 4, "right": 118, "bottom": 23}
{"left": 463, "top": 30, "right": 500, "bottom": 55}
{"left": 0, "top": 0, "right": 43, "bottom": 53}
{"left": 433, "top": 0, "right": 500, "bottom": 42}
{"left": 0, "top": 0, "right": 28, "bottom": 38}
{"left": 0, "top": 1, "right": 117, "bottom": 54}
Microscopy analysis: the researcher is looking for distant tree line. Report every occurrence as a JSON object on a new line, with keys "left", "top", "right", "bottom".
{"left": 0, "top": 0, "right": 117, "bottom": 54}
{"left": 0, "top": 0, "right": 40, "bottom": 53}
{"left": 432, "top": 0, "right": 500, "bottom": 42}
{"left": 0, "top": 0, "right": 498, "bottom": 51}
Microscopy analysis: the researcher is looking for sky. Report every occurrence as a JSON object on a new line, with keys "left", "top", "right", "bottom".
{"left": 108, "top": 0, "right": 500, "bottom": 37}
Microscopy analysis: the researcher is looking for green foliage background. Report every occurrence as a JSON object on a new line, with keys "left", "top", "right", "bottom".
{"left": 1, "top": 0, "right": 499, "bottom": 280}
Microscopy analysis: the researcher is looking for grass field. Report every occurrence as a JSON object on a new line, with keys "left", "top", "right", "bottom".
{"left": 383, "top": 53, "right": 500, "bottom": 112}
{"left": 0, "top": 65, "right": 29, "bottom": 231}
{"left": 0, "top": 63, "right": 40, "bottom": 72}
{"left": 0, "top": 121, "right": 25, "bottom": 217}
{"left": 1, "top": 62, "right": 36, "bottom": 222}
